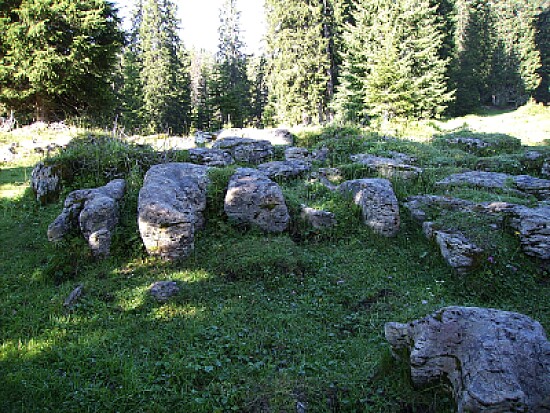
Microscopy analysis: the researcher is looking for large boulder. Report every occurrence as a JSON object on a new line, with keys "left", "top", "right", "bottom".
{"left": 213, "top": 137, "right": 274, "bottom": 164}
{"left": 138, "top": 163, "right": 210, "bottom": 260}
{"left": 339, "top": 178, "right": 400, "bottom": 237}
{"left": 188, "top": 147, "right": 234, "bottom": 167}
{"left": 31, "top": 162, "right": 62, "bottom": 204}
{"left": 217, "top": 128, "right": 294, "bottom": 146}
{"left": 48, "top": 179, "right": 126, "bottom": 258}
{"left": 224, "top": 168, "right": 289, "bottom": 233}
{"left": 385, "top": 306, "right": 550, "bottom": 412}
{"left": 350, "top": 154, "right": 422, "bottom": 180}
{"left": 257, "top": 160, "right": 311, "bottom": 179}
{"left": 437, "top": 171, "right": 550, "bottom": 200}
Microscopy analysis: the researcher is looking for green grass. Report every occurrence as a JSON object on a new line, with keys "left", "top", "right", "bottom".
{"left": 1, "top": 115, "right": 550, "bottom": 412}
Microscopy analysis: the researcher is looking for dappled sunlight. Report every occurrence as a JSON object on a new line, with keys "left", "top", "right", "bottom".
{"left": 149, "top": 304, "right": 200, "bottom": 321}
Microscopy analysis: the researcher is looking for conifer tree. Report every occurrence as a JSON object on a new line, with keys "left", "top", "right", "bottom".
{"left": 535, "top": 5, "right": 550, "bottom": 103}
{"left": 335, "top": 0, "right": 452, "bottom": 121}
{"left": 137, "top": 0, "right": 191, "bottom": 134}
{"left": 214, "top": 0, "right": 250, "bottom": 128}
{"left": 0, "top": 0, "right": 123, "bottom": 121}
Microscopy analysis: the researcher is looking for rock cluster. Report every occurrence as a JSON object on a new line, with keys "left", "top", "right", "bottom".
{"left": 31, "top": 162, "right": 62, "bottom": 204}
{"left": 350, "top": 153, "right": 422, "bottom": 180}
{"left": 284, "top": 146, "right": 329, "bottom": 163}
{"left": 339, "top": 178, "right": 400, "bottom": 237}
{"left": 505, "top": 204, "right": 550, "bottom": 260}
{"left": 188, "top": 147, "right": 234, "bottom": 167}
{"left": 437, "top": 171, "right": 550, "bottom": 200}
{"left": 224, "top": 168, "right": 289, "bottom": 233}
{"left": 48, "top": 179, "right": 126, "bottom": 258}
{"left": 213, "top": 137, "right": 274, "bottom": 164}
{"left": 138, "top": 163, "right": 209, "bottom": 260}
{"left": 385, "top": 306, "right": 550, "bottom": 412}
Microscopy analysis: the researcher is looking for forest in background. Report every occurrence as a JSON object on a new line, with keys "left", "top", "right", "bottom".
{"left": 0, "top": 0, "right": 549, "bottom": 134}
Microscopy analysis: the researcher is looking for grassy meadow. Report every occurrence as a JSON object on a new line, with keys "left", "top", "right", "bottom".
{"left": 1, "top": 105, "right": 549, "bottom": 412}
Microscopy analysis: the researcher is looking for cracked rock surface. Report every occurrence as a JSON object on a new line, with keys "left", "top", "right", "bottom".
{"left": 339, "top": 178, "right": 400, "bottom": 237}
{"left": 224, "top": 168, "right": 289, "bottom": 233}
{"left": 188, "top": 147, "right": 234, "bottom": 167}
{"left": 257, "top": 160, "right": 311, "bottom": 179}
{"left": 138, "top": 163, "right": 209, "bottom": 260}
{"left": 31, "top": 162, "right": 62, "bottom": 204}
{"left": 350, "top": 153, "right": 422, "bottom": 180}
{"left": 385, "top": 306, "right": 550, "bottom": 413}
{"left": 48, "top": 179, "right": 126, "bottom": 258}
{"left": 213, "top": 137, "right": 274, "bottom": 164}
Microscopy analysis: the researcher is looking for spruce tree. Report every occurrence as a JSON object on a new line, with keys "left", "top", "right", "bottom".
{"left": 137, "top": 0, "right": 191, "bottom": 134}
{"left": 0, "top": 0, "right": 123, "bottom": 121}
{"left": 335, "top": 0, "right": 452, "bottom": 121}
{"left": 535, "top": 5, "right": 550, "bottom": 103}
{"left": 214, "top": 0, "right": 250, "bottom": 128}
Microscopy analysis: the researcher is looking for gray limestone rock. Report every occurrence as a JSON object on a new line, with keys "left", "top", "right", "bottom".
{"left": 437, "top": 171, "right": 550, "bottom": 200}
{"left": 385, "top": 306, "right": 550, "bottom": 412}
{"left": 542, "top": 159, "right": 550, "bottom": 178}
{"left": 257, "top": 160, "right": 311, "bottom": 179}
{"left": 505, "top": 204, "right": 550, "bottom": 260}
{"left": 188, "top": 147, "right": 234, "bottom": 167}
{"left": 48, "top": 179, "right": 126, "bottom": 257}
{"left": 300, "top": 205, "right": 337, "bottom": 229}
{"left": 339, "top": 178, "right": 400, "bottom": 237}
{"left": 138, "top": 163, "right": 210, "bottom": 260}
{"left": 213, "top": 137, "right": 274, "bottom": 164}
{"left": 149, "top": 281, "right": 180, "bottom": 302}
{"left": 404, "top": 195, "right": 478, "bottom": 223}
{"left": 224, "top": 168, "right": 289, "bottom": 232}
{"left": 350, "top": 153, "right": 422, "bottom": 180}
{"left": 31, "top": 162, "right": 62, "bottom": 204}
{"left": 433, "top": 228, "right": 483, "bottom": 274}
{"left": 217, "top": 128, "right": 294, "bottom": 146}
{"left": 284, "top": 146, "right": 310, "bottom": 162}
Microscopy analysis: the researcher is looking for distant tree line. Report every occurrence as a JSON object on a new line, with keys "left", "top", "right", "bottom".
{"left": 0, "top": 0, "right": 548, "bottom": 131}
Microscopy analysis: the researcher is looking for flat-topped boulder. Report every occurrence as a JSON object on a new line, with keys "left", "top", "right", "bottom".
{"left": 350, "top": 153, "right": 422, "bottom": 180}
{"left": 48, "top": 179, "right": 126, "bottom": 258}
{"left": 385, "top": 306, "right": 550, "bottom": 412}
{"left": 217, "top": 128, "right": 294, "bottom": 146}
{"left": 212, "top": 137, "right": 274, "bottom": 164}
{"left": 257, "top": 160, "right": 311, "bottom": 179}
{"left": 404, "top": 195, "right": 477, "bottom": 223}
{"left": 224, "top": 168, "right": 289, "bottom": 233}
{"left": 339, "top": 178, "right": 400, "bottom": 237}
{"left": 138, "top": 163, "right": 210, "bottom": 260}
{"left": 188, "top": 147, "right": 234, "bottom": 167}
{"left": 437, "top": 171, "right": 550, "bottom": 200}
{"left": 31, "top": 162, "right": 62, "bottom": 204}
{"left": 284, "top": 146, "right": 329, "bottom": 163}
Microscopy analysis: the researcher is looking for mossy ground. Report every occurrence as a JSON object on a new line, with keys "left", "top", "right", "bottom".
{"left": 1, "top": 107, "right": 549, "bottom": 412}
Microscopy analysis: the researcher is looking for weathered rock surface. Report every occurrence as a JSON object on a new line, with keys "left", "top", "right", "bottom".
{"left": 138, "top": 163, "right": 209, "bottom": 260}
{"left": 188, "top": 147, "right": 234, "bottom": 167}
{"left": 257, "top": 160, "right": 311, "bottom": 179}
{"left": 442, "top": 136, "right": 494, "bottom": 152}
{"left": 404, "top": 195, "right": 478, "bottom": 223}
{"left": 542, "top": 159, "right": 550, "bottom": 178}
{"left": 339, "top": 178, "right": 400, "bottom": 237}
{"left": 385, "top": 306, "right": 550, "bottom": 412}
{"left": 350, "top": 153, "right": 422, "bottom": 180}
{"left": 424, "top": 224, "right": 484, "bottom": 274}
{"left": 505, "top": 204, "right": 550, "bottom": 260}
{"left": 300, "top": 205, "right": 337, "bottom": 229}
{"left": 217, "top": 128, "right": 294, "bottom": 146}
{"left": 284, "top": 146, "right": 329, "bottom": 163}
{"left": 149, "top": 281, "right": 180, "bottom": 302}
{"left": 224, "top": 168, "right": 289, "bottom": 232}
{"left": 48, "top": 179, "right": 126, "bottom": 257}
{"left": 31, "top": 162, "right": 62, "bottom": 204}
{"left": 437, "top": 171, "right": 550, "bottom": 200}
{"left": 213, "top": 137, "right": 274, "bottom": 164}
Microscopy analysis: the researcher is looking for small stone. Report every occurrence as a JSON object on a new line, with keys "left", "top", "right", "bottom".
{"left": 150, "top": 281, "right": 180, "bottom": 302}
{"left": 31, "top": 162, "right": 62, "bottom": 204}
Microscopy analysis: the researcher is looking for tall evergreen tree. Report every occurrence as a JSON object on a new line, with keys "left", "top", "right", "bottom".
{"left": 265, "top": 0, "right": 348, "bottom": 125}
{"left": 335, "top": 0, "right": 452, "bottom": 122}
{"left": 535, "top": 3, "right": 550, "bottom": 103}
{"left": 0, "top": 0, "right": 123, "bottom": 121}
{"left": 136, "top": 0, "right": 191, "bottom": 134}
{"left": 214, "top": 0, "right": 250, "bottom": 128}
